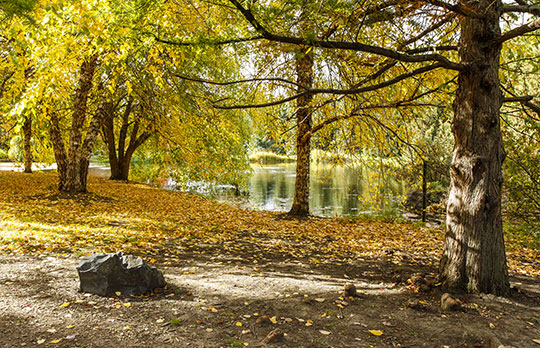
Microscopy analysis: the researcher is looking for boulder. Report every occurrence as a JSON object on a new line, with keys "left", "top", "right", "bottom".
{"left": 77, "top": 252, "right": 165, "bottom": 296}
{"left": 440, "top": 293, "right": 461, "bottom": 311}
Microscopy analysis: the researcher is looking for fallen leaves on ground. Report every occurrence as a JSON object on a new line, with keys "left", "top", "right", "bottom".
{"left": 0, "top": 172, "right": 537, "bottom": 277}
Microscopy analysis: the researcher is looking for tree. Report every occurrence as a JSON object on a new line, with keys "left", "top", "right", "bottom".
{"left": 157, "top": 0, "right": 540, "bottom": 295}
{"left": 48, "top": 55, "right": 102, "bottom": 192}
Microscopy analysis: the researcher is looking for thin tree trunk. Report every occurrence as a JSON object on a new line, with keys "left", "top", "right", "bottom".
{"left": 289, "top": 47, "right": 313, "bottom": 217}
{"left": 22, "top": 116, "right": 32, "bottom": 173}
{"left": 101, "top": 102, "right": 121, "bottom": 180}
{"left": 49, "top": 111, "right": 68, "bottom": 190}
{"left": 102, "top": 98, "right": 151, "bottom": 181}
{"left": 439, "top": 0, "right": 510, "bottom": 296}
{"left": 422, "top": 159, "right": 427, "bottom": 222}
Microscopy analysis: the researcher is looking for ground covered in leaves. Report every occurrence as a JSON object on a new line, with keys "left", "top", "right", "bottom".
{"left": 0, "top": 172, "right": 539, "bottom": 348}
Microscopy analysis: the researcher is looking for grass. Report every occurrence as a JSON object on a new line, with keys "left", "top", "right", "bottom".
{"left": 248, "top": 151, "right": 295, "bottom": 164}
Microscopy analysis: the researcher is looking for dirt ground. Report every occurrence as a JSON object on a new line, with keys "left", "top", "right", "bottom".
{"left": 0, "top": 244, "right": 539, "bottom": 348}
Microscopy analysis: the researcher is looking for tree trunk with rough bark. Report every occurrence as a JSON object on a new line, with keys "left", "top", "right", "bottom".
{"left": 439, "top": 0, "right": 510, "bottom": 296}
{"left": 101, "top": 98, "right": 152, "bottom": 181}
{"left": 22, "top": 116, "right": 32, "bottom": 173}
{"left": 288, "top": 47, "right": 313, "bottom": 217}
{"left": 48, "top": 55, "right": 103, "bottom": 193}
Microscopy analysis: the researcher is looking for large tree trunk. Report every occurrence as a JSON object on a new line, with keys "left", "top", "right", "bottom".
{"left": 439, "top": 0, "right": 510, "bottom": 296}
{"left": 22, "top": 116, "right": 32, "bottom": 173}
{"left": 62, "top": 55, "right": 98, "bottom": 193}
{"left": 289, "top": 47, "right": 314, "bottom": 217}
{"left": 49, "top": 55, "right": 102, "bottom": 194}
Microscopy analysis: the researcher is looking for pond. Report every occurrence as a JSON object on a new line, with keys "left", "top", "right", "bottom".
{"left": 183, "top": 162, "right": 405, "bottom": 217}
{"left": 244, "top": 163, "right": 404, "bottom": 217}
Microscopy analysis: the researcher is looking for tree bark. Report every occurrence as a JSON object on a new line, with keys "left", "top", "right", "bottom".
{"left": 22, "top": 116, "right": 32, "bottom": 173}
{"left": 288, "top": 47, "right": 313, "bottom": 217}
{"left": 61, "top": 55, "right": 98, "bottom": 193}
{"left": 49, "top": 55, "right": 102, "bottom": 193}
{"left": 102, "top": 100, "right": 152, "bottom": 181}
{"left": 439, "top": 0, "right": 510, "bottom": 296}
{"left": 49, "top": 111, "right": 68, "bottom": 190}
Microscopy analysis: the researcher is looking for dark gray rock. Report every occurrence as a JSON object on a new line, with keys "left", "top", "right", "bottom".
{"left": 77, "top": 253, "right": 165, "bottom": 296}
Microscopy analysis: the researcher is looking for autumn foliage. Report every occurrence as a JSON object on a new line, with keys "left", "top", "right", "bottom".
{"left": 0, "top": 172, "right": 537, "bottom": 278}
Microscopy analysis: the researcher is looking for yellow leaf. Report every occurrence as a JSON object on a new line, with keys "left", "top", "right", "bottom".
{"left": 66, "top": 325, "right": 75, "bottom": 329}
{"left": 489, "top": 323, "right": 495, "bottom": 329}
{"left": 236, "top": 322, "right": 243, "bottom": 327}
{"left": 269, "top": 316, "right": 278, "bottom": 324}
{"left": 124, "top": 303, "right": 131, "bottom": 308}
{"left": 59, "top": 302, "right": 70, "bottom": 308}
{"left": 368, "top": 330, "right": 383, "bottom": 336}
{"left": 115, "top": 291, "right": 121, "bottom": 296}
{"left": 50, "top": 339, "right": 62, "bottom": 344}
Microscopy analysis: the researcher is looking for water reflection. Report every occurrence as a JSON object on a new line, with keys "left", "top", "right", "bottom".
{"left": 248, "top": 163, "right": 403, "bottom": 217}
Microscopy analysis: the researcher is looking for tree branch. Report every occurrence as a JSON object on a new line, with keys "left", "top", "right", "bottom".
{"left": 174, "top": 74, "right": 306, "bottom": 89}
{"left": 151, "top": 32, "right": 264, "bottom": 46}
{"left": 214, "top": 63, "right": 445, "bottom": 109}
{"left": 502, "top": 4, "right": 540, "bottom": 15}
{"left": 422, "top": 0, "right": 484, "bottom": 18}
{"left": 227, "top": 0, "right": 465, "bottom": 71}
{"left": 497, "top": 18, "right": 540, "bottom": 44}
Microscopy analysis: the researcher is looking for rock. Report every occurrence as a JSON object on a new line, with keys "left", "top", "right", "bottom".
{"left": 409, "top": 273, "right": 425, "bottom": 286}
{"left": 485, "top": 333, "right": 514, "bottom": 348}
{"left": 405, "top": 298, "right": 426, "bottom": 310}
{"left": 255, "top": 315, "right": 273, "bottom": 326}
{"left": 344, "top": 283, "right": 357, "bottom": 297}
{"left": 77, "top": 252, "right": 166, "bottom": 296}
{"left": 262, "top": 329, "right": 284, "bottom": 344}
{"left": 440, "top": 293, "right": 461, "bottom": 311}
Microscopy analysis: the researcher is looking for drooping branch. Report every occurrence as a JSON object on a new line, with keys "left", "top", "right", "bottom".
{"left": 174, "top": 74, "right": 306, "bottom": 89}
{"left": 309, "top": 82, "right": 448, "bottom": 138}
{"left": 151, "top": 33, "right": 264, "bottom": 46}
{"left": 399, "top": 13, "right": 457, "bottom": 49}
{"left": 214, "top": 63, "right": 445, "bottom": 109}
{"left": 227, "top": 0, "right": 465, "bottom": 71}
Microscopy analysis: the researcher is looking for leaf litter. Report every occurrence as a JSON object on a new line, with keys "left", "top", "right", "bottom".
{"left": 0, "top": 172, "right": 538, "bottom": 347}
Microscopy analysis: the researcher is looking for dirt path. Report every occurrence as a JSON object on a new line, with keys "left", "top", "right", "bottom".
{"left": 0, "top": 251, "right": 538, "bottom": 348}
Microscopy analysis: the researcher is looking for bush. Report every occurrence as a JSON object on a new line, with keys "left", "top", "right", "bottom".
{"left": 0, "top": 148, "right": 8, "bottom": 160}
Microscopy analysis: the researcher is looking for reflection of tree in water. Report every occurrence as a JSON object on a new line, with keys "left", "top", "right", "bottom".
{"left": 343, "top": 181, "right": 360, "bottom": 216}
{"left": 247, "top": 163, "right": 401, "bottom": 216}
{"left": 277, "top": 174, "right": 289, "bottom": 200}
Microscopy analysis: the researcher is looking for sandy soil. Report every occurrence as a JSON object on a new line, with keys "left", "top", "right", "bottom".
{"left": 0, "top": 249, "right": 538, "bottom": 348}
